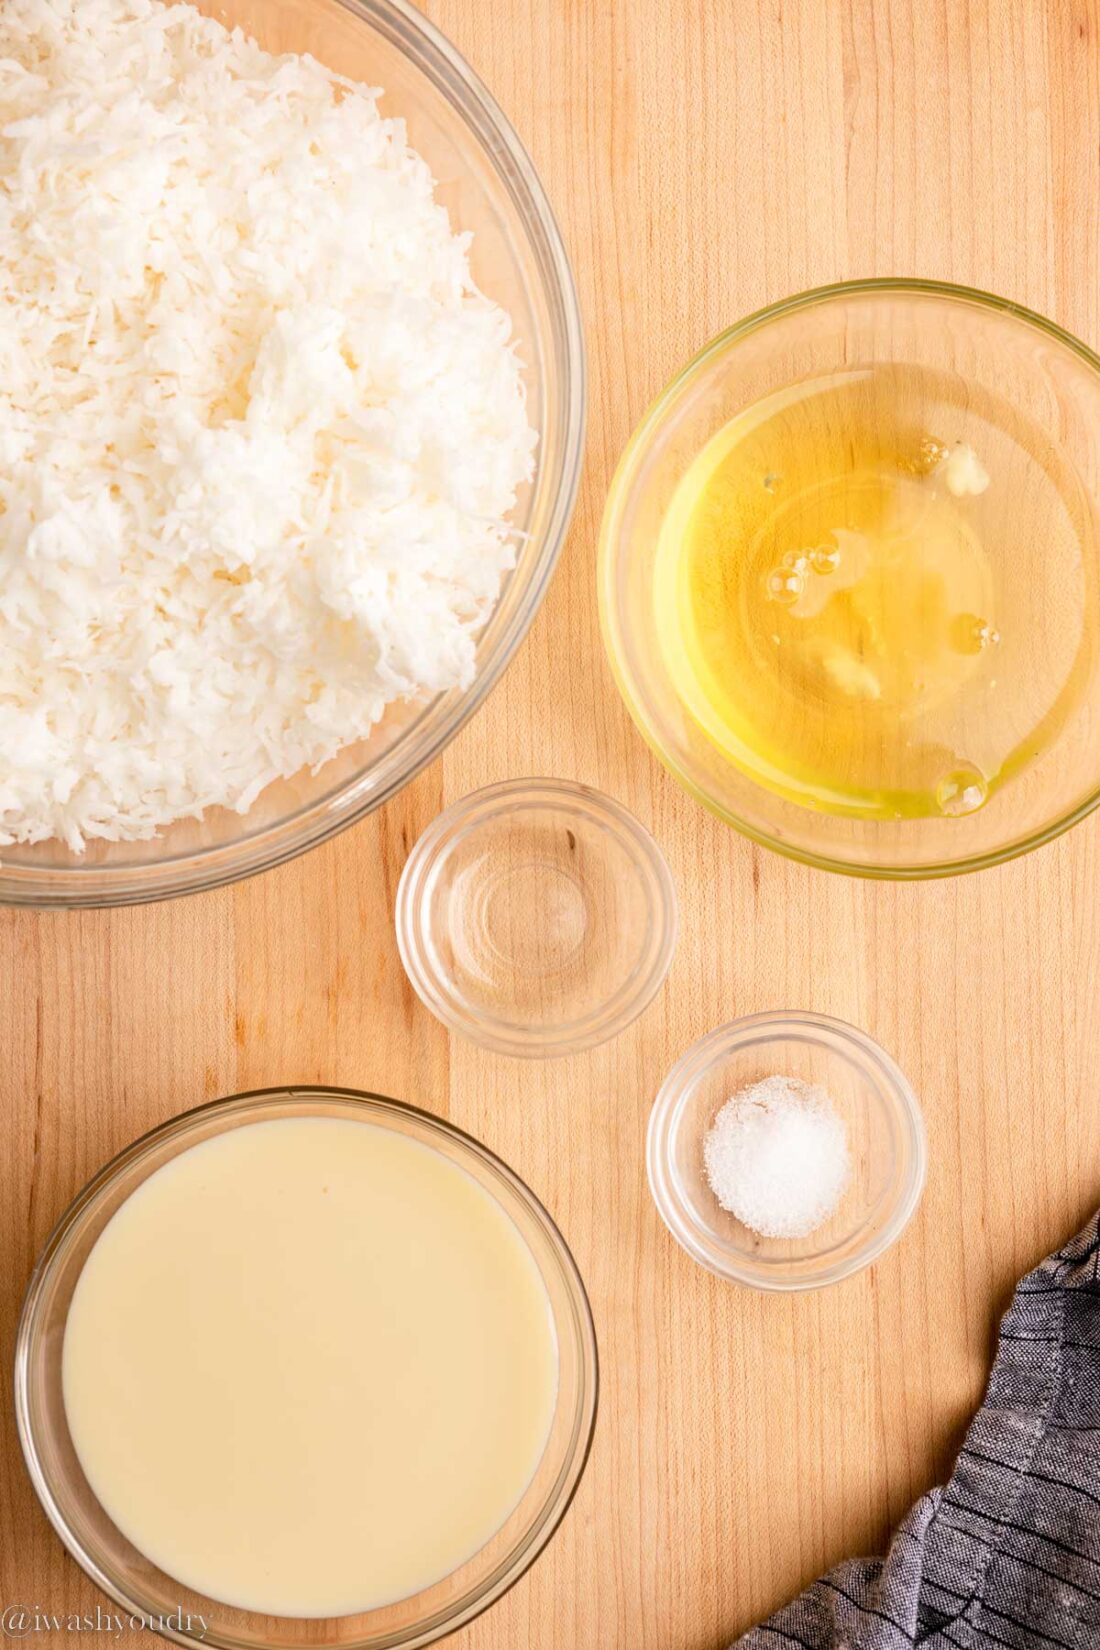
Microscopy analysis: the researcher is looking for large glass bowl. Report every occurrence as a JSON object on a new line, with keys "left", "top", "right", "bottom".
{"left": 1, "top": 0, "right": 584, "bottom": 908}
{"left": 15, "top": 1087, "right": 599, "bottom": 1650}
{"left": 599, "top": 279, "right": 1100, "bottom": 878}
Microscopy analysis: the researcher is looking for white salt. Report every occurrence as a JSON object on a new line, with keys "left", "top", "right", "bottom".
{"left": 702, "top": 1074, "right": 851, "bottom": 1240}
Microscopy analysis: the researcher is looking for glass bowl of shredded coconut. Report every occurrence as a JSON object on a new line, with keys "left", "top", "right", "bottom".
{"left": 0, "top": 0, "right": 583, "bottom": 906}
{"left": 647, "top": 1011, "right": 926, "bottom": 1291}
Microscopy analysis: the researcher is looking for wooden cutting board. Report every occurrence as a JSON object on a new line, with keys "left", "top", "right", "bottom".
{"left": 3, "top": 2, "right": 1100, "bottom": 1646}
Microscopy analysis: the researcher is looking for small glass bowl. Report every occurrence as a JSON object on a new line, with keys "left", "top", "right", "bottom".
{"left": 395, "top": 779, "right": 679, "bottom": 1057}
{"left": 647, "top": 1011, "right": 926, "bottom": 1291}
{"left": 599, "top": 279, "right": 1100, "bottom": 878}
{"left": 15, "top": 1088, "right": 599, "bottom": 1650}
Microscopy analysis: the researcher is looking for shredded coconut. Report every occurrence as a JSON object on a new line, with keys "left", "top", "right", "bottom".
{"left": 0, "top": 0, "right": 535, "bottom": 850}
{"left": 702, "top": 1075, "right": 851, "bottom": 1240}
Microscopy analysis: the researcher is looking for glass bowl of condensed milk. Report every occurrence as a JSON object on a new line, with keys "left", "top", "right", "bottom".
{"left": 15, "top": 1088, "right": 598, "bottom": 1650}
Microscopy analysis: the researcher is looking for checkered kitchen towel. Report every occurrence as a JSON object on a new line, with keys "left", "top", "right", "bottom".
{"left": 736, "top": 1215, "right": 1100, "bottom": 1650}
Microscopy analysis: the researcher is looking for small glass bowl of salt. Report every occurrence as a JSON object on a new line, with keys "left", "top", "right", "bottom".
{"left": 647, "top": 1011, "right": 926, "bottom": 1291}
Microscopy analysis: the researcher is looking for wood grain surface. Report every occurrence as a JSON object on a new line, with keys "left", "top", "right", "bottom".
{"left": 4, "top": 2, "right": 1100, "bottom": 1647}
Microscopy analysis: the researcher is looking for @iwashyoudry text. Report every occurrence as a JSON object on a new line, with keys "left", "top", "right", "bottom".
{"left": 1, "top": 1609, "right": 208, "bottom": 1640}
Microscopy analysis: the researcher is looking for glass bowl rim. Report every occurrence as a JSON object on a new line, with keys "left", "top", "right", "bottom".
{"left": 394, "top": 777, "right": 680, "bottom": 1058}
{"left": 14, "top": 1084, "right": 600, "bottom": 1650}
{"left": 1, "top": 0, "right": 586, "bottom": 911}
{"left": 646, "top": 1009, "right": 927, "bottom": 1292}
{"left": 598, "top": 275, "right": 1100, "bottom": 880}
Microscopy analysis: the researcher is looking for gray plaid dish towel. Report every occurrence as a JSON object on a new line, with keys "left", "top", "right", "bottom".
{"left": 736, "top": 1213, "right": 1100, "bottom": 1650}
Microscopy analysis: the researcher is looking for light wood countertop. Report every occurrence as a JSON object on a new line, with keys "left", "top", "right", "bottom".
{"left": 4, "top": 2, "right": 1100, "bottom": 1646}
